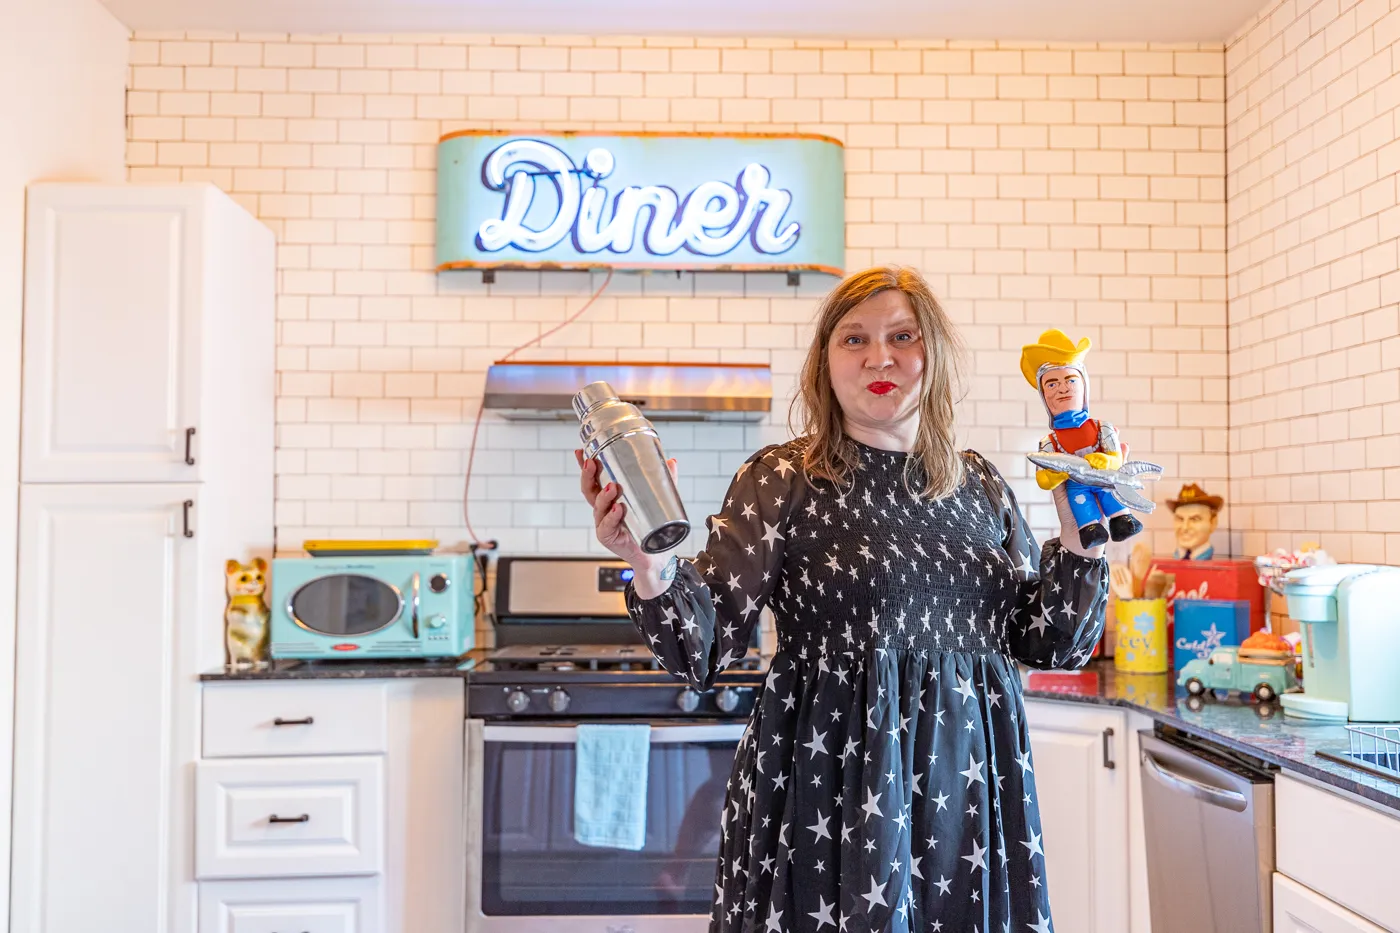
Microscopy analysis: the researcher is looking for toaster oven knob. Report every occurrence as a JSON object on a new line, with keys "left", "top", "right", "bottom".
{"left": 548, "top": 689, "right": 571, "bottom": 713}
{"left": 676, "top": 689, "right": 700, "bottom": 713}
{"left": 506, "top": 690, "right": 530, "bottom": 713}
{"left": 426, "top": 614, "right": 446, "bottom": 629}
{"left": 429, "top": 573, "right": 450, "bottom": 593}
{"left": 715, "top": 687, "right": 740, "bottom": 713}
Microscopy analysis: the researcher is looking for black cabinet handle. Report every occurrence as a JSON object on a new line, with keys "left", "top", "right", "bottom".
{"left": 1102, "top": 727, "right": 1115, "bottom": 769}
{"left": 272, "top": 716, "right": 314, "bottom": 726}
{"left": 184, "top": 427, "right": 196, "bottom": 466}
{"left": 181, "top": 500, "right": 194, "bottom": 538}
{"left": 268, "top": 814, "right": 310, "bottom": 824}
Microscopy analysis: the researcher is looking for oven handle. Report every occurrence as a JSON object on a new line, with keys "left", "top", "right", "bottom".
{"left": 482, "top": 723, "right": 748, "bottom": 744}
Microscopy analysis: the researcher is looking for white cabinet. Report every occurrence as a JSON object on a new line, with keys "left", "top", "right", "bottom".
{"left": 196, "top": 679, "right": 466, "bottom": 933}
{"left": 1024, "top": 699, "right": 1137, "bottom": 933}
{"left": 203, "top": 682, "right": 391, "bottom": 758}
{"left": 1275, "top": 773, "right": 1400, "bottom": 931}
{"left": 196, "top": 757, "right": 385, "bottom": 879}
{"left": 21, "top": 183, "right": 274, "bottom": 484}
{"left": 1274, "top": 873, "right": 1388, "bottom": 933}
{"left": 199, "top": 878, "right": 383, "bottom": 933}
{"left": 11, "top": 484, "right": 200, "bottom": 933}
{"left": 12, "top": 183, "right": 275, "bottom": 933}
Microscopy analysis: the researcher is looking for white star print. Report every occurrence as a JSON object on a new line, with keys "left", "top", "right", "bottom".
{"left": 860, "top": 876, "right": 887, "bottom": 910}
{"left": 1021, "top": 828, "right": 1044, "bottom": 859}
{"left": 1028, "top": 910, "right": 1053, "bottom": 933}
{"left": 962, "top": 838, "right": 988, "bottom": 872}
{"left": 954, "top": 673, "right": 978, "bottom": 704}
{"left": 764, "top": 907, "right": 783, "bottom": 933}
{"left": 804, "top": 727, "right": 828, "bottom": 758}
{"left": 860, "top": 788, "right": 883, "bottom": 821}
{"left": 808, "top": 897, "right": 835, "bottom": 930}
{"left": 808, "top": 811, "right": 832, "bottom": 842}
{"left": 958, "top": 751, "right": 986, "bottom": 788}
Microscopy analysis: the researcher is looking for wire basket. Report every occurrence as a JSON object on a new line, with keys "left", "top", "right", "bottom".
{"left": 1334, "top": 724, "right": 1400, "bottom": 782}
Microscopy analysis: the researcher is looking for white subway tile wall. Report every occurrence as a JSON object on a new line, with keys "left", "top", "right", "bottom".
{"left": 127, "top": 33, "right": 1228, "bottom": 567}
{"left": 1228, "top": 0, "right": 1400, "bottom": 563}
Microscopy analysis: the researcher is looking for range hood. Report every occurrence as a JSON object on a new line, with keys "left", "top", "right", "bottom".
{"left": 483, "top": 361, "right": 771, "bottom": 422}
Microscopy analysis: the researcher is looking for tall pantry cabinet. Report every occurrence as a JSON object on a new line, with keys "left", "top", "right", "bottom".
{"left": 13, "top": 184, "right": 275, "bottom": 933}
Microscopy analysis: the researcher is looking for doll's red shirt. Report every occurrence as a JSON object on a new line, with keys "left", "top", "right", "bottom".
{"left": 1050, "top": 420, "right": 1101, "bottom": 455}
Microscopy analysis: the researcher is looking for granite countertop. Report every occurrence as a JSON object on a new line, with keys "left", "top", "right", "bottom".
{"left": 1023, "top": 661, "right": 1400, "bottom": 813}
{"left": 200, "top": 656, "right": 1400, "bottom": 813}
{"left": 200, "top": 658, "right": 473, "bottom": 681}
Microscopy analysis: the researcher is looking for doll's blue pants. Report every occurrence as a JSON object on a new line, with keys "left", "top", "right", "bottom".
{"left": 1066, "top": 480, "right": 1126, "bottom": 526}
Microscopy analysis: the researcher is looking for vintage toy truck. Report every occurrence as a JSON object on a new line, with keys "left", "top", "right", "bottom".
{"left": 1177, "top": 644, "right": 1299, "bottom": 702}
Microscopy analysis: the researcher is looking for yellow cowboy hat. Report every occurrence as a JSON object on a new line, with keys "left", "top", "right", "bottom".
{"left": 1019, "top": 329, "right": 1092, "bottom": 388}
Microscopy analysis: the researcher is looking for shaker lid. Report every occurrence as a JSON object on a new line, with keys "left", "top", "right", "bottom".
{"left": 572, "top": 381, "right": 618, "bottom": 419}
{"left": 573, "top": 380, "right": 658, "bottom": 457}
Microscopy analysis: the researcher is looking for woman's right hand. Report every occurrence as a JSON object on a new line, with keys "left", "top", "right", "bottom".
{"left": 574, "top": 449, "right": 679, "bottom": 575}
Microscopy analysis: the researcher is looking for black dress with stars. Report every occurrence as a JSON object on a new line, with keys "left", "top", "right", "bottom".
{"left": 625, "top": 438, "right": 1108, "bottom": 933}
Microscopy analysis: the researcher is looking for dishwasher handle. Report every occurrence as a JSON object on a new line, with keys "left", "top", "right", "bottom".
{"left": 1141, "top": 748, "right": 1249, "bottom": 812}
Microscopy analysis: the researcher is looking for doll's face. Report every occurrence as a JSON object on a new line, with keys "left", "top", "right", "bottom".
{"left": 1173, "top": 503, "right": 1218, "bottom": 552}
{"left": 1040, "top": 367, "right": 1084, "bottom": 416}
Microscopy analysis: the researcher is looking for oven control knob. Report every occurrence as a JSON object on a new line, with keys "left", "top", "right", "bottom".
{"left": 715, "top": 688, "right": 740, "bottom": 713}
{"left": 426, "top": 614, "right": 446, "bottom": 629}
{"left": 506, "top": 690, "right": 530, "bottom": 713}
{"left": 548, "top": 689, "right": 571, "bottom": 713}
{"left": 429, "top": 573, "right": 450, "bottom": 593}
{"left": 676, "top": 689, "right": 700, "bottom": 713}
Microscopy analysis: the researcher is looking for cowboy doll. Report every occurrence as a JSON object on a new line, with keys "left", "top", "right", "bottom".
{"left": 1021, "top": 329, "right": 1144, "bottom": 551}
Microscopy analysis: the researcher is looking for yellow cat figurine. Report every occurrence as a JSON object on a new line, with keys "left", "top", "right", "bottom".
{"left": 225, "top": 558, "right": 270, "bottom": 668}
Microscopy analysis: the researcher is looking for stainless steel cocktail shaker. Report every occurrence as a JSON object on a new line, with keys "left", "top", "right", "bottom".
{"left": 573, "top": 381, "right": 690, "bottom": 554}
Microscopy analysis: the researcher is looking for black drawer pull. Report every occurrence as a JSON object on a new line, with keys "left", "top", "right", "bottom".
{"left": 268, "top": 814, "right": 310, "bottom": 824}
{"left": 1102, "top": 727, "right": 1116, "bottom": 769}
{"left": 272, "top": 716, "right": 314, "bottom": 726}
{"left": 182, "top": 500, "right": 194, "bottom": 538}
{"left": 184, "top": 426, "right": 196, "bottom": 465}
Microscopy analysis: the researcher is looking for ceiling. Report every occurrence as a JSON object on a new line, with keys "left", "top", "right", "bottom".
{"left": 102, "top": 0, "right": 1258, "bottom": 43}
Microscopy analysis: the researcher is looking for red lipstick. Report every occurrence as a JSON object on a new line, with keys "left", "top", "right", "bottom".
{"left": 867, "top": 382, "right": 896, "bottom": 395}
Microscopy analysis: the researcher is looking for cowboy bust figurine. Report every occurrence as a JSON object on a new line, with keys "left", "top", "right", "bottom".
{"left": 1021, "top": 329, "right": 1144, "bottom": 551}
{"left": 1167, "top": 483, "right": 1221, "bottom": 560}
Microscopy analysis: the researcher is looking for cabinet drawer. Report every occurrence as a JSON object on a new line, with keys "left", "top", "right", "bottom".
{"left": 199, "top": 877, "right": 382, "bottom": 933}
{"left": 1273, "top": 873, "right": 1387, "bottom": 933}
{"left": 203, "top": 682, "right": 388, "bottom": 758}
{"left": 1275, "top": 773, "right": 1400, "bottom": 931}
{"left": 196, "top": 757, "right": 383, "bottom": 879}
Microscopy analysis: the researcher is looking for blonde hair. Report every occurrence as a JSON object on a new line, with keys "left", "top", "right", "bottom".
{"left": 790, "top": 265, "right": 966, "bottom": 500}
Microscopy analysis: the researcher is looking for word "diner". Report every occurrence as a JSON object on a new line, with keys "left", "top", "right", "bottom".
{"left": 474, "top": 138, "right": 802, "bottom": 258}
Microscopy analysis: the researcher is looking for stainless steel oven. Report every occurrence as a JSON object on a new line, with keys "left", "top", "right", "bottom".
{"left": 465, "top": 718, "right": 748, "bottom": 933}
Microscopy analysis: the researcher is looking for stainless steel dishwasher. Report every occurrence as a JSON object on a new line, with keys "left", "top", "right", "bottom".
{"left": 1139, "top": 729, "right": 1277, "bottom": 933}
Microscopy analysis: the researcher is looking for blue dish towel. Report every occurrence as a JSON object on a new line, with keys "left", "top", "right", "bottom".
{"left": 573, "top": 723, "right": 651, "bottom": 851}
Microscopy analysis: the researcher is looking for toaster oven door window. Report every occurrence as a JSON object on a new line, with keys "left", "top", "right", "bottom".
{"left": 289, "top": 574, "right": 403, "bottom": 636}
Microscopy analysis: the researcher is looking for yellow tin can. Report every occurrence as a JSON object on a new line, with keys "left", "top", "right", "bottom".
{"left": 1114, "top": 598, "right": 1168, "bottom": 674}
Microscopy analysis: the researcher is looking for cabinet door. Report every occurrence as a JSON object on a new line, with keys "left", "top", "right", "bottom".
{"left": 22, "top": 185, "right": 204, "bottom": 482}
{"left": 1024, "top": 700, "right": 1130, "bottom": 933}
{"left": 12, "top": 484, "right": 200, "bottom": 933}
{"left": 1274, "top": 873, "right": 1388, "bottom": 933}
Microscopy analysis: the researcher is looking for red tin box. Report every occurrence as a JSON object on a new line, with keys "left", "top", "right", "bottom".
{"left": 1149, "top": 558, "right": 1267, "bottom": 653}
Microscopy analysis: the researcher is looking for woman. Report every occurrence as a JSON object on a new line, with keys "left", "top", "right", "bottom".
{"left": 576, "top": 266, "right": 1107, "bottom": 933}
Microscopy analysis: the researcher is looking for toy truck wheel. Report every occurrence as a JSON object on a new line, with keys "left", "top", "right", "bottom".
{"left": 1253, "top": 683, "right": 1276, "bottom": 702}
{"left": 1185, "top": 677, "right": 1206, "bottom": 696}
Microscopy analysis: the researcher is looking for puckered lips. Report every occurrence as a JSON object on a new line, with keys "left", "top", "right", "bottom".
{"left": 866, "top": 381, "right": 897, "bottom": 396}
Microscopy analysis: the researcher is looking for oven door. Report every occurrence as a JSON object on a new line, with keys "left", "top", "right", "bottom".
{"left": 465, "top": 718, "right": 747, "bottom": 933}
